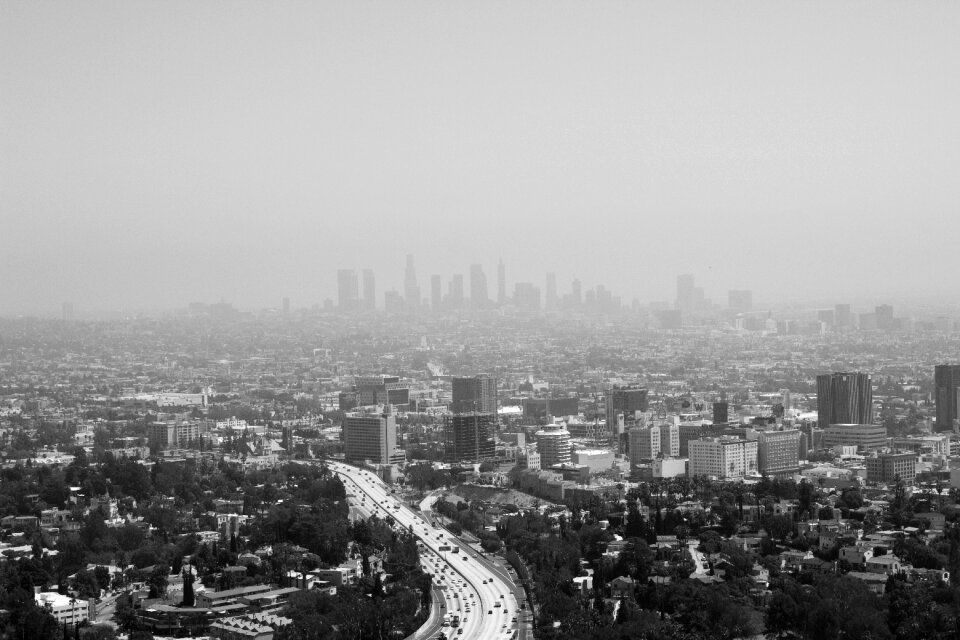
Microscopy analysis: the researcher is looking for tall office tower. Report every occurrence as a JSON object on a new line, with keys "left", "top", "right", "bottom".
{"left": 713, "top": 401, "right": 729, "bottom": 424}
{"left": 934, "top": 365, "right": 960, "bottom": 432}
{"left": 817, "top": 309, "right": 835, "bottom": 326}
{"left": 448, "top": 274, "right": 465, "bottom": 310}
{"left": 452, "top": 375, "right": 497, "bottom": 415}
{"left": 384, "top": 290, "right": 404, "bottom": 313}
{"left": 816, "top": 372, "right": 873, "bottom": 428}
{"left": 497, "top": 259, "right": 506, "bottom": 305}
{"left": 606, "top": 386, "right": 649, "bottom": 433}
{"left": 834, "top": 304, "right": 852, "bottom": 330}
{"left": 431, "top": 275, "right": 442, "bottom": 313}
{"left": 62, "top": 301, "right": 74, "bottom": 322}
{"left": 445, "top": 412, "right": 496, "bottom": 462}
{"left": 362, "top": 269, "right": 376, "bottom": 311}
{"left": 757, "top": 430, "right": 801, "bottom": 476}
{"left": 513, "top": 283, "right": 541, "bottom": 311}
{"left": 404, "top": 254, "right": 420, "bottom": 311}
{"left": 337, "top": 269, "right": 360, "bottom": 311}
{"left": 343, "top": 407, "right": 397, "bottom": 464}
{"left": 282, "top": 297, "right": 290, "bottom": 314}
{"left": 676, "top": 274, "right": 695, "bottom": 314}
{"left": 728, "top": 290, "right": 753, "bottom": 312}
{"left": 354, "top": 375, "right": 409, "bottom": 407}
{"left": 535, "top": 423, "right": 572, "bottom": 467}
{"left": 679, "top": 422, "right": 707, "bottom": 457}
{"left": 571, "top": 278, "right": 582, "bottom": 307}
{"left": 628, "top": 426, "right": 660, "bottom": 464}
{"left": 545, "top": 272, "right": 558, "bottom": 309}
{"left": 658, "top": 423, "right": 680, "bottom": 457}
{"left": 875, "top": 304, "right": 894, "bottom": 330}
{"left": 470, "top": 264, "right": 488, "bottom": 308}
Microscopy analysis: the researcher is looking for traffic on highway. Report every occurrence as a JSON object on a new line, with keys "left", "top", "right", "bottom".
{"left": 329, "top": 462, "right": 520, "bottom": 640}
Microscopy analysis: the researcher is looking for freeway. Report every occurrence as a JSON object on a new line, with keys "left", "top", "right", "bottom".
{"left": 330, "top": 462, "right": 520, "bottom": 640}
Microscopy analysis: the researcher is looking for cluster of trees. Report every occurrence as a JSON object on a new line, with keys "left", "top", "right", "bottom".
{"left": 492, "top": 471, "right": 960, "bottom": 640}
{"left": 277, "top": 515, "right": 432, "bottom": 640}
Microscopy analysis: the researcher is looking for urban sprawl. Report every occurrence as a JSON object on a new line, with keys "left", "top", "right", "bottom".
{"left": 4, "top": 263, "right": 960, "bottom": 640}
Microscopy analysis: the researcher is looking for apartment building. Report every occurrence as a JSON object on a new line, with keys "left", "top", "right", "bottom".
{"left": 757, "top": 429, "right": 801, "bottom": 476}
{"left": 689, "top": 438, "right": 758, "bottom": 479}
{"left": 865, "top": 452, "right": 916, "bottom": 484}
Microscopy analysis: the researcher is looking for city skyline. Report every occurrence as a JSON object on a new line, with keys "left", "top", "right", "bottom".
{"left": 25, "top": 255, "right": 960, "bottom": 319}
{"left": 3, "top": 2, "right": 960, "bottom": 314}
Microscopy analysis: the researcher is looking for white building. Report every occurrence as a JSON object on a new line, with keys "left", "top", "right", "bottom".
{"left": 35, "top": 591, "right": 90, "bottom": 624}
{"left": 572, "top": 449, "right": 614, "bottom": 473}
{"left": 653, "top": 457, "right": 687, "bottom": 478}
{"left": 524, "top": 449, "right": 542, "bottom": 471}
{"left": 688, "top": 438, "right": 758, "bottom": 479}
{"left": 658, "top": 423, "right": 680, "bottom": 457}
{"left": 629, "top": 426, "right": 660, "bottom": 464}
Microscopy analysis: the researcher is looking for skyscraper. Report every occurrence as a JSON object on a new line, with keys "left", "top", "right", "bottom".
{"left": 452, "top": 375, "right": 497, "bottom": 415}
{"left": 676, "top": 274, "right": 695, "bottom": 314}
{"left": 497, "top": 259, "right": 506, "bottom": 305}
{"left": 535, "top": 423, "right": 572, "bottom": 467}
{"left": 445, "top": 412, "right": 496, "bottom": 463}
{"left": 431, "top": 275, "right": 442, "bottom": 313}
{"left": 513, "top": 283, "right": 541, "bottom": 311}
{"left": 362, "top": 269, "right": 376, "bottom": 311}
{"left": 834, "top": 304, "right": 852, "bottom": 330}
{"left": 571, "top": 277, "right": 582, "bottom": 307}
{"left": 470, "top": 264, "right": 488, "bottom": 308}
{"left": 816, "top": 372, "right": 873, "bottom": 428}
{"left": 448, "top": 274, "right": 464, "bottom": 310}
{"left": 728, "top": 290, "right": 753, "bottom": 312}
{"left": 404, "top": 254, "right": 420, "bottom": 311}
{"left": 337, "top": 269, "right": 359, "bottom": 311}
{"left": 628, "top": 426, "right": 660, "bottom": 463}
{"left": 757, "top": 430, "right": 801, "bottom": 476}
{"left": 343, "top": 407, "right": 397, "bottom": 464}
{"left": 934, "top": 365, "right": 960, "bottom": 432}
{"left": 545, "top": 272, "right": 557, "bottom": 309}
{"left": 875, "top": 304, "right": 894, "bottom": 330}
{"left": 606, "top": 386, "right": 649, "bottom": 432}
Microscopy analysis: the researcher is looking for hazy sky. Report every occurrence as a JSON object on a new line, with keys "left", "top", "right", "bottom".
{"left": 3, "top": 1, "right": 959, "bottom": 314}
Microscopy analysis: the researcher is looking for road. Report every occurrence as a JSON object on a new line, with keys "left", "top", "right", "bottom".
{"left": 332, "top": 462, "right": 520, "bottom": 640}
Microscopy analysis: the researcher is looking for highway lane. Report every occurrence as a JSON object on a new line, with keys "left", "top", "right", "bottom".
{"left": 330, "top": 462, "right": 520, "bottom": 640}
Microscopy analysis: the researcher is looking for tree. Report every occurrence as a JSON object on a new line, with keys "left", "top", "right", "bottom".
{"left": 147, "top": 565, "right": 168, "bottom": 599}
{"left": 181, "top": 568, "right": 195, "bottom": 607}
{"left": 764, "top": 514, "right": 794, "bottom": 542}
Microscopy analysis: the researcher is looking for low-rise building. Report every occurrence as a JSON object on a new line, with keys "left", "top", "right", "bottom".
{"left": 34, "top": 591, "right": 90, "bottom": 624}
{"left": 865, "top": 452, "right": 916, "bottom": 484}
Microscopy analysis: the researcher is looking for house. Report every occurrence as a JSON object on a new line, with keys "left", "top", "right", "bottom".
{"left": 779, "top": 550, "right": 814, "bottom": 572}
{"left": 799, "top": 556, "right": 834, "bottom": 573}
{"left": 313, "top": 567, "right": 355, "bottom": 588}
{"left": 572, "top": 575, "right": 592, "bottom": 596}
{"left": 909, "top": 567, "right": 949, "bottom": 584}
{"left": 609, "top": 576, "right": 638, "bottom": 598}
{"left": 750, "top": 563, "right": 770, "bottom": 587}
{"left": 846, "top": 571, "right": 888, "bottom": 595}
{"left": 865, "top": 555, "right": 905, "bottom": 576}
{"left": 838, "top": 544, "right": 873, "bottom": 568}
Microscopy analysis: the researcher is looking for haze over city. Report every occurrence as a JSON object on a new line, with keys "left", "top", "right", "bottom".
{"left": 3, "top": 1, "right": 959, "bottom": 315}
